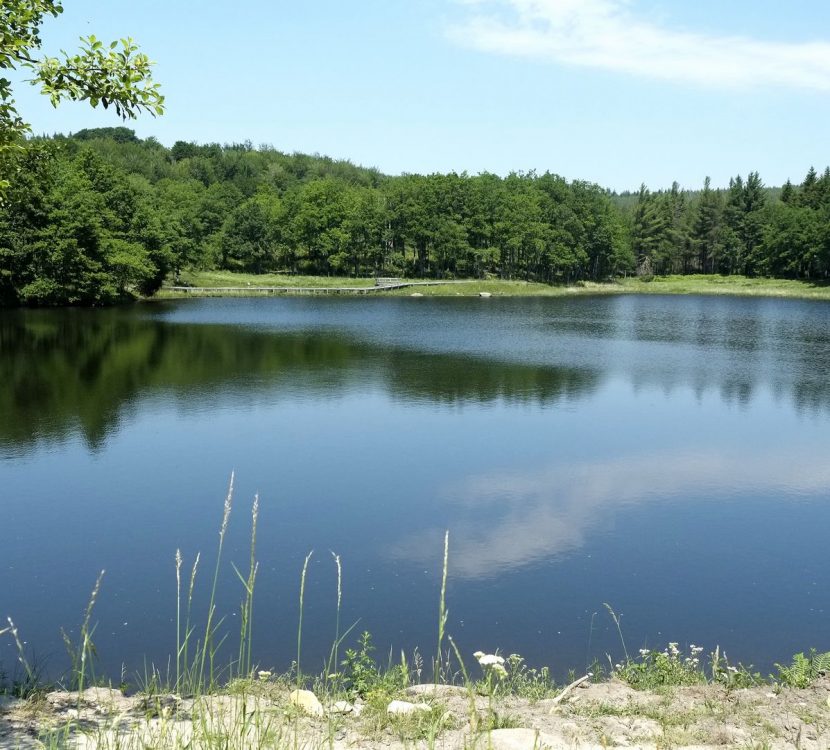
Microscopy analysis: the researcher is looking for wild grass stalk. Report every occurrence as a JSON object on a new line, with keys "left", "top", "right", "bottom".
{"left": 586, "top": 610, "right": 597, "bottom": 672}
{"left": 78, "top": 571, "right": 105, "bottom": 698}
{"left": 434, "top": 530, "right": 449, "bottom": 683}
{"left": 177, "top": 551, "right": 200, "bottom": 693}
{"left": 604, "top": 603, "right": 629, "bottom": 663}
{"left": 5, "top": 617, "right": 36, "bottom": 695}
{"left": 233, "top": 493, "right": 259, "bottom": 680}
{"left": 325, "top": 552, "right": 342, "bottom": 687}
{"left": 59, "top": 570, "right": 104, "bottom": 704}
{"left": 175, "top": 549, "right": 182, "bottom": 692}
{"left": 198, "top": 472, "right": 235, "bottom": 690}
{"left": 296, "top": 551, "right": 313, "bottom": 689}
{"left": 448, "top": 636, "right": 478, "bottom": 731}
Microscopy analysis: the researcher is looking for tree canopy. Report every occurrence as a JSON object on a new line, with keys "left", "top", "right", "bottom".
{"left": 0, "top": 1, "right": 163, "bottom": 194}
{"left": 2, "top": 129, "right": 830, "bottom": 306}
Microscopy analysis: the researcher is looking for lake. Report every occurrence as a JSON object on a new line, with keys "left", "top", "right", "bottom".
{"left": 2, "top": 294, "right": 830, "bottom": 682}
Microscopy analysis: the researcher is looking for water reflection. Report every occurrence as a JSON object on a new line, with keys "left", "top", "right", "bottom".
{"left": 4, "top": 296, "right": 830, "bottom": 678}
{"left": 0, "top": 308, "right": 599, "bottom": 454}
{"left": 390, "top": 447, "right": 830, "bottom": 579}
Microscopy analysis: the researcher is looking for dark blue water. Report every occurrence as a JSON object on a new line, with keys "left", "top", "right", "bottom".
{"left": 2, "top": 294, "right": 830, "bottom": 682}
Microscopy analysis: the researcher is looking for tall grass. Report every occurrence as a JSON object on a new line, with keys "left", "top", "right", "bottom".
{"left": 5, "top": 617, "right": 38, "bottom": 696}
{"left": 198, "top": 472, "right": 235, "bottom": 689}
{"left": 296, "top": 551, "right": 313, "bottom": 689}
{"left": 434, "top": 530, "right": 449, "bottom": 683}
{"left": 233, "top": 493, "right": 259, "bottom": 680}
{"left": 175, "top": 551, "right": 200, "bottom": 693}
{"left": 60, "top": 570, "right": 105, "bottom": 701}
{"left": 172, "top": 473, "right": 266, "bottom": 694}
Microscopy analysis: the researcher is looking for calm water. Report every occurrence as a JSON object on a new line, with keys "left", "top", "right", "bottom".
{"left": 2, "top": 295, "right": 830, "bottom": 681}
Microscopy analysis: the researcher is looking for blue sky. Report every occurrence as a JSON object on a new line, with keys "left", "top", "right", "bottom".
{"left": 12, "top": 0, "right": 830, "bottom": 191}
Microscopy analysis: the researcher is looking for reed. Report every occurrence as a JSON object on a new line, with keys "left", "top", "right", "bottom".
{"left": 198, "top": 472, "right": 235, "bottom": 689}
{"left": 233, "top": 493, "right": 259, "bottom": 680}
{"left": 434, "top": 530, "right": 449, "bottom": 683}
{"left": 296, "top": 550, "right": 313, "bottom": 689}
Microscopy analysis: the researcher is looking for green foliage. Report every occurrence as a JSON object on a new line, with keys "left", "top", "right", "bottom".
{"left": 615, "top": 643, "right": 706, "bottom": 690}
{"left": 775, "top": 650, "right": 830, "bottom": 688}
{"left": 6, "top": 126, "right": 830, "bottom": 306}
{"left": 340, "top": 631, "right": 408, "bottom": 700}
{"left": 501, "top": 653, "right": 557, "bottom": 700}
{"left": 710, "top": 646, "right": 763, "bottom": 689}
{"left": 341, "top": 631, "right": 381, "bottom": 698}
{"left": 1, "top": 2, "right": 162, "bottom": 198}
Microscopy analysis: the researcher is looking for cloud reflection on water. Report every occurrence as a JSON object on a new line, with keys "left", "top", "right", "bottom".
{"left": 390, "top": 448, "right": 830, "bottom": 579}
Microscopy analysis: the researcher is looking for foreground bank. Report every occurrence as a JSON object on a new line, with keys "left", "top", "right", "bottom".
{"left": 3, "top": 673, "right": 830, "bottom": 749}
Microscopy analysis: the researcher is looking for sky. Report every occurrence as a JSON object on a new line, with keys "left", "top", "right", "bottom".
{"left": 11, "top": 0, "right": 830, "bottom": 192}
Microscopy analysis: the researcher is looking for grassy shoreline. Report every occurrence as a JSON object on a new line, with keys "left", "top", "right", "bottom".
{"left": 153, "top": 271, "right": 830, "bottom": 302}
{"left": 2, "top": 477, "right": 829, "bottom": 748}
{"left": 3, "top": 650, "right": 830, "bottom": 750}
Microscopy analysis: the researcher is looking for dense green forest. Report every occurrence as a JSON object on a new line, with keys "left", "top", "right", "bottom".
{"left": 1, "top": 127, "right": 830, "bottom": 306}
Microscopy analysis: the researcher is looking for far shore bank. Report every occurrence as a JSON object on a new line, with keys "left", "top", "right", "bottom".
{"left": 152, "top": 272, "right": 830, "bottom": 302}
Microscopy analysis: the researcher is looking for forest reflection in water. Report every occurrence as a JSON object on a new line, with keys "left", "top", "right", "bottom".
{"left": 2, "top": 295, "right": 830, "bottom": 680}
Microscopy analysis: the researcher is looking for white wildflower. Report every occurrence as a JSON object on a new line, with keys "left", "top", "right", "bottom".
{"left": 257, "top": 670, "right": 272, "bottom": 681}
{"left": 475, "top": 652, "right": 505, "bottom": 667}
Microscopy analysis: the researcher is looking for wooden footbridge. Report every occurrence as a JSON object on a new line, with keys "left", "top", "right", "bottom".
{"left": 163, "top": 278, "right": 478, "bottom": 296}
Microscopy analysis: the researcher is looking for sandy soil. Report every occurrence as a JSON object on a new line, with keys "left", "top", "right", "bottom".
{"left": 2, "top": 678, "right": 830, "bottom": 749}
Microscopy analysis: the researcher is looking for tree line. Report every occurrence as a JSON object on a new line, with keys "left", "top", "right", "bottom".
{"left": 1, "top": 127, "right": 829, "bottom": 305}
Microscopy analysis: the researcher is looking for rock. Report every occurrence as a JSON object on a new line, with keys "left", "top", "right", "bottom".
{"left": 328, "top": 700, "right": 354, "bottom": 715}
{"left": 479, "top": 292, "right": 492, "bottom": 297}
{"left": 290, "top": 689, "right": 324, "bottom": 717}
{"left": 405, "top": 683, "right": 468, "bottom": 697}
{"left": 411, "top": 293, "right": 424, "bottom": 297}
{"left": 560, "top": 679, "right": 656, "bottom": 709}
{"left": 83, "top": 687, "right": 138, "bottom": 713}
{"left": 386, "top": 699, "right": 431, "bottom": 715}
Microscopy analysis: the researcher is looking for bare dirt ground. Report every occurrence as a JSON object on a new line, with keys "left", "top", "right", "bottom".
{"left": 2, "top": 678, "right": 830, "bottom": 749}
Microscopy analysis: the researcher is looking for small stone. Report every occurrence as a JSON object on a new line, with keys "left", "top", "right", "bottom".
{"left": 479, "top": 291, "right": 492, "bottom": 297}
{"left": 328, "top": 700, "right": 353, "bottom": 715}
{"left": 290, "top": 689, "right": 324, "bottom": 717}
{"left": 387, "top": 700, "right": 431, "bottom": 716}
{"left": 411, "top": 293, "right": 424, "bottom": 297}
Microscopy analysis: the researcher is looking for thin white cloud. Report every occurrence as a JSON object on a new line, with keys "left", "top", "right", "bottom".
{"left": 449, "top": 0, "right": 830, "bottom": 90}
